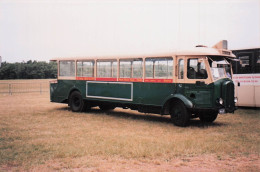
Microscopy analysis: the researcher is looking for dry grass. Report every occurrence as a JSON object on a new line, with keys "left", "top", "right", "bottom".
{"left": 0, "top": 84, "right": 259, "bottom": 171}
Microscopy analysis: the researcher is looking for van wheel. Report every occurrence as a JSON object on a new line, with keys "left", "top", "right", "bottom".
{"left": 99, "top": 105, "right": 115, "bottom": 111}
{"left": 69, "top": 91, "right": 86, "bottom": 112}
{"left": 170, "top": 101, "right": 191, "bottom": 127}
{"left": 199, "top": 111, "right": 218, "bottom": 123}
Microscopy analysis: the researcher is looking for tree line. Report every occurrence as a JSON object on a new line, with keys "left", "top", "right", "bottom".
{"left": 0, "top": 60, "right": 57, "bottom": 79}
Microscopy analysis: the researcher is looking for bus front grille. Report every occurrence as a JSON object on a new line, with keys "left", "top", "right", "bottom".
{"left": 222, "top": 81, "right": 235, "bottom": 112}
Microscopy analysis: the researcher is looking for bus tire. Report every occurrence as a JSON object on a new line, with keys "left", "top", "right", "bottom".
{"left": 69, "top": 91, "right": 86, "bottom": 112}
{"left": 199, "top": 111, "right": 218, "bottom": 123}
{"left": 99, "top": 105, "right": 115, "bottom": 111}
{"left": 170, "top": 101, "right": 191, "bottom": 127}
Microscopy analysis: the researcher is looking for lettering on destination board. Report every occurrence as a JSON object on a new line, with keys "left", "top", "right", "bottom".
{"left": 144, "top": 79, "right": 173, "bottom": 83}
{"left": 76, "top": 77, "right": 95, "bottom": 81}
{"left": 233, "top": 74, "right": 260, "bottom": 86}
{"left": 118, "top": 78, "right": 143, "bottom": 82}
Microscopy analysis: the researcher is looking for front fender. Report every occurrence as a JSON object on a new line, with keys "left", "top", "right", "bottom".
{"left": 162, "top": 94, "right": 194, "bottom": 110}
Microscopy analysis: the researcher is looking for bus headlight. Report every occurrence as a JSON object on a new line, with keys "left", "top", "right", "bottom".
{"left": 217, "top": 98, "right": 224, "bottom": 105}
{"left": 234, "top": 97, "right": 238, "bottom": 103}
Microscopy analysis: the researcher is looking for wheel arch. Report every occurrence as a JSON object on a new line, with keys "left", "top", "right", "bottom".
{"left": 161, "top": 94, "right": 193, "bottom": 115}
{"left": 68, "top": 88, "right": 82, "bottom": 106}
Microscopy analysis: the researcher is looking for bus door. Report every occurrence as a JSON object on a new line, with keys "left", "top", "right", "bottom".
{"left": 184, "top": 57, "right": 211, "bottom": 108}
{"left": 233, "top": 52, "right": 256, "bottom": 107}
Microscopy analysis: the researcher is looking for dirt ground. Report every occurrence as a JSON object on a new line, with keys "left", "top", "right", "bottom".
{"left": 0, "top": 93, "right": 259, "bottom": 172}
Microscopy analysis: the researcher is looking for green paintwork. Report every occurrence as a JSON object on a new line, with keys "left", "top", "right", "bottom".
{"left": 133, "top": 82, "right": 176, "bottom": 106}
{"left": 50, "top": 78, "right": 235, "bottom": 113}
{"left": 87, "top": 82, "right": 132, "bottom": 100}
{"left": 162, "top": 94, "right": 193, "bottom": 108}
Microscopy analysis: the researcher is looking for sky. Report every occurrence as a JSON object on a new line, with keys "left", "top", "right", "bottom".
{"left": 0, "top": 0, "right": 259, "bottom": 63}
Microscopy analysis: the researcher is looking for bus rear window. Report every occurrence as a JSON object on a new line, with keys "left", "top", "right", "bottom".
{"left": 59, "top": 61, "right": 75, "bottom": 77}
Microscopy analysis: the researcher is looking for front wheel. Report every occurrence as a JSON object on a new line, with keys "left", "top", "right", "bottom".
{"left": 199, "top": 111, "right": 218, "bottom": 123}
{"left": 170, "top": 101, "right": 191, "bottom": 127}
{"left": 69, "top": 91, "right": 86, "bottom": 112}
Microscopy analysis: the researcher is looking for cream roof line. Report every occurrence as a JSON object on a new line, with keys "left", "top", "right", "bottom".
{"left": 50, "top": 41, "right": 236, "bottom": 61}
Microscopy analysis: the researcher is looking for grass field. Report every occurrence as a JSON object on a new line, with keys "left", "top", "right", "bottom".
{"left": 0, "top": 86, "right": 259, "bottom": 171}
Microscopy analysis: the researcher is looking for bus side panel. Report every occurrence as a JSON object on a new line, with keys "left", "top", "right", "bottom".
{"left": 86, "top": 81, "right": 132, "bottom": 101}
{"left": 255, "top": 86, "right": 260, "bottom": 107}
{"left": 85, "top": 82, "right": 176, "bottom": 106}
{"left": 51, "top": 80, "right": 78, "bottom": 103}
{"left": 235, "top": 85, "right": 255, "bottom": 107}
{"left": 133, "top": 83, "right": 176, "bottom": 106}
{"left": 184, "top": 83, "right": 213, "bottom": 108}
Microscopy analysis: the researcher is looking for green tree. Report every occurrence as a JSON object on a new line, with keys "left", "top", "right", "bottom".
{"left": 0, "top": 60, "right": 57, "bottom": 79}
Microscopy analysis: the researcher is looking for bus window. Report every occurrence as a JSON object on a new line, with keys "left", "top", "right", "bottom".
{"left": 209, "top": 57, "right": 231, "bottom": 80}
{"left": 112, "top": 61, "right": 118, "bottom": 78}
{"left": 145, "top": 59, "right": 153, "bottom": 78}
{"left": 255, "top": 50, "right": 260, "bottom": 73}
{"left": 133, "top": 59, "right": 143, "bottom": 78}
{"left": 97, "top": 61, "right": 117, "bottom": 78}
{"left": 145, "top": 57, "right": 173, "bottom": 78}
{"left": 77, "top": 61, "right": 94, "bottom": 77}
{"left": 120, "top": 59, "right": 143, "bottom": 78}
{"left": 154, "top": 58, "right": 173, "bottom": 78}
{"left": 217, "top": 64, "right": 231, "bottom": 79}
{"left": 178, "top": 59, "right": 184, "bottom": 79}
{"left": 120, "top": 60, "right": 132, "bottom": 78}
{"left": 59, "top": 61, "right": 75, "bottom": 77}
{"left": 187, "top": 58, "right": 208, "bottom": 79}
{"left": 237, "top": 53, "right": 252, "bottom": 74}
{"left": 240, "top": 56, "right": 249, "bottom": 67}
{"left": 77, "top": 61, "right": 83, "bottom": 77}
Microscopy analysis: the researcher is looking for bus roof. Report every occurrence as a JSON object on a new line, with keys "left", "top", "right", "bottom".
{"left": 50, "top": 46, "right": 235, "bottom": 61}
{"left": 232, "top": 47, "right": 260, "bottom": 51}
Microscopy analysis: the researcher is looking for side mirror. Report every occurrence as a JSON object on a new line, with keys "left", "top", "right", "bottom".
{"left": 238, "top": 82, "right": 240, "bottom": 87}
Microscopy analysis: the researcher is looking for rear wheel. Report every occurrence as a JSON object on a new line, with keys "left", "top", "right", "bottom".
{"left": 199, "top": 111, "right": 218, "bottom": 123}
{"left": 69, "top": 91, "right": 86, "bottom": 112}
{"left": 170, "top": 101, "right": 191, "bottom": 127}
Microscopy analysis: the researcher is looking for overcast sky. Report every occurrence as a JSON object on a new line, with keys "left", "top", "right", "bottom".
{"left": 0, "top": 0, "right": 259, "bottom": 63}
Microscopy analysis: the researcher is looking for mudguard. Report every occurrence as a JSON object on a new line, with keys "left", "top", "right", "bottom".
{"left": 162, "top": 94, "right": 194, "bottom": 111}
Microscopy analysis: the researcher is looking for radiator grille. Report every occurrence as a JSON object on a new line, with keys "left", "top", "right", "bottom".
{"left": 222, "top": 81, "right": 235, "bottom": 110}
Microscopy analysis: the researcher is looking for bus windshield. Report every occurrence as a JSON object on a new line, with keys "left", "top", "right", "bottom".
{"left": 208, "top": 57, "right": 232, "bottom": 80}
{"left": 211, "top": 67, "right": 227, "bottom": 80}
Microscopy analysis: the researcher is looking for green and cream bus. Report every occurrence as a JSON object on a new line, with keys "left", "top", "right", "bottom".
{"left": 50, "top": 40, "right": 237, "bottom": 126}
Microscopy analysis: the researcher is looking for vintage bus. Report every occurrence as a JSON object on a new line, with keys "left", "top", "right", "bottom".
{"left": 231, "top": 48, "right": 260, "bottom": 107}
{"left": 50, "top": 40, "right": 237, "bottom": 127}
